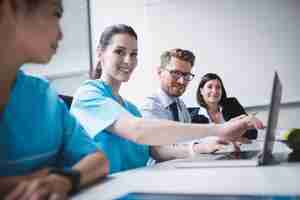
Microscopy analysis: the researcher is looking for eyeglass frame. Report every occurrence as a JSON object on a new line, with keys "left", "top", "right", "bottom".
{"left": 164, "top": 69, "right": 195, "bottom": 81}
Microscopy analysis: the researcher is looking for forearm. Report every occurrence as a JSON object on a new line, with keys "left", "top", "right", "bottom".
{"left": 72, "top": 151, "right": 109, "bottom": 188}
{"left": 150, "top": 143, "right": 192, "bottom": 162}
{"left": 1, "top": 152, "right": 108, "bottom": 199}
{"left": 112, "top": 116, "right": 220, "bottom": 145}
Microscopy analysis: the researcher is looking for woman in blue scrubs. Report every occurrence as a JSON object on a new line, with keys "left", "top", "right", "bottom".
{"left": 71, "top": 24, "right": 263, "bottom": 174}
{"left": 0, "top": 0, "right": 108, "bottom": 199}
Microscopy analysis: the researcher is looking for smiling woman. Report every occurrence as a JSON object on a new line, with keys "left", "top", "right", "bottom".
{"left": 92, "top": 24, "right": 138, "bottom": 80}
{"left": 192, "top": 73, "right": 262, "bottom": 140}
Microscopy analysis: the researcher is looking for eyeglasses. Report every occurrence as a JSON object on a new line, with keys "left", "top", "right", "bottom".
{"left": 165, "top": 69, "right": 195, "bottom": 81}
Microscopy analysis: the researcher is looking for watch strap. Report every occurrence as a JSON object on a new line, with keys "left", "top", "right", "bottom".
{"left": 49, "top": 168, "right": 81, "bottom": 195}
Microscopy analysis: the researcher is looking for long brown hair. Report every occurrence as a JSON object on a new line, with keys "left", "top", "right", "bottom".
{"left": 91, "top": 24, "right": 138, "bottom": 79}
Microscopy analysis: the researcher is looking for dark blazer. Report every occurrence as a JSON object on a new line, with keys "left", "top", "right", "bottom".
{"left": 189, "top": 97, "right": 257, "bottom": 139}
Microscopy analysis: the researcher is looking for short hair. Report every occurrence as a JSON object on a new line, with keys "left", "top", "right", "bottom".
{"left": 0, "top": 0, "right": 3, "bottom": 17}
{"left": 0, "top": 0, "right": 51, "bottom": 22}
{"left": 160, "top": 48, "right": 195, "bottom": 69}
{"left": 196, "top": 73, "right": 227, "bottom": 108}
{"left": 23, "top": 0, "right": 44, "bottom": 10}
{"left": 11, "top": 0, "right": 62, "bottom": 13}
{"left": 92, "top": 24, "right": 138, "bottom": 79}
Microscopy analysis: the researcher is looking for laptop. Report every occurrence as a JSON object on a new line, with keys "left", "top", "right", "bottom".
{"left": 173, "top": 71, "right": 282, "bottom": 168}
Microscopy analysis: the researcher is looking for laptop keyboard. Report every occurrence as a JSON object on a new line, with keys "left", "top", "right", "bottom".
{"left": 216, "top": 141, "right": 261, "bottom": 153}
{"left": 217, "top": 150, "right": 261, "bottom": 160}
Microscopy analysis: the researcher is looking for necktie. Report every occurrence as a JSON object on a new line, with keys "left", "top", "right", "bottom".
{"left": 169, "top": 101, "right": 179, "bottom": 121}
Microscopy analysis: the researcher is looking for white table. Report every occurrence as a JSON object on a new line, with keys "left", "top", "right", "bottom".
{"left": 72, "top": 142, "right": 300, "bottom": 200}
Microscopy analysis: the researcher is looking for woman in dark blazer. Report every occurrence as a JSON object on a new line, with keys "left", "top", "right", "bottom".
{"left": 192, "top": 73, "right": 259, "bottom": 139}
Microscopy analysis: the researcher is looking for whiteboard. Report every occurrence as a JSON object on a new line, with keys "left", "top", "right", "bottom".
{"left": 145, "top": 0, "right": 300, "bottom": 107}
{"left": 22, "top": 0, "right": 90, "bottom": 79}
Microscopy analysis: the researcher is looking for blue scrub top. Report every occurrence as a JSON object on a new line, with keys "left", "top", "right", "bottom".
{"left": 0, "top": 71, "right": 97, "bottom": 176}
{"left": 71, "top": 80, "right": 150, "bottom": 174}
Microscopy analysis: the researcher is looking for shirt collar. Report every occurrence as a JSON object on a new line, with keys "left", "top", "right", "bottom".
{"left": 157, "top": 88, "right": 179, "bottom": 109}
{"left": 198, "top": 105, "right": 224, "bottom": 118}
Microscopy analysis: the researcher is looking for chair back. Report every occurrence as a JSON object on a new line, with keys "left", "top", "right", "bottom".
{"left": 59, "top": 95, "right": 73, "bottom": 109}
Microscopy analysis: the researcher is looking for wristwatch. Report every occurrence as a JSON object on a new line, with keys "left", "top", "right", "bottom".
{"left": 189, "top": 140, "right": 201, "bottom": 157}
{"left": 49, "top": 168, "right": 81, "bottom": 194}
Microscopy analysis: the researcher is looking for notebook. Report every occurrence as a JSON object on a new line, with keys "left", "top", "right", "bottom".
{"left": 173, "top": 71, "right": 282, "bottom": 168}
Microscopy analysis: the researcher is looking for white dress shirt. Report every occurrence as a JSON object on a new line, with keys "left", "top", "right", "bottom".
{"left": 140, "top": 88, "right": 200, "bottom": 162}
{"left": 141, "top": 88, "right": 191, "bottom": 123}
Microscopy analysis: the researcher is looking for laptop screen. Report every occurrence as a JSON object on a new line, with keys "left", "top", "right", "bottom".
{"left": 260, "top": 72, "right": 282, "bottom": 165}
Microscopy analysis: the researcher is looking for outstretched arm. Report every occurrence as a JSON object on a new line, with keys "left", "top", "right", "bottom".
{"left": 109, "top": 114, "right": 261, "bottom": 145}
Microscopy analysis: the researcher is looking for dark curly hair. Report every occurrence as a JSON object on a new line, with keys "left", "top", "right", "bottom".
{"left": 196, "top": 73, "right": 227, "bottom": 108}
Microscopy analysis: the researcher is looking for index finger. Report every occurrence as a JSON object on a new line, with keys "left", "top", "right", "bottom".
{"left": 233, "top": 142, "right": 241, "bottom": 152}
{"left": 230, "top": 114, "right": 247, "bottom": 121}
{"left": 49, "top": 193, "right": 65, "bottom": 200}
{"left": 5, "top": 182, "right": 27, "bottom": 200}
{"left": 21, "top": 179, "right": 48, "bottom": 200}
{"left": 30, "top": 188, "right": 51, "bottom": 200}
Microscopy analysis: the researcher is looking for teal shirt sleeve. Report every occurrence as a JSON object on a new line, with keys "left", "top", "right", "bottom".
{"left": 0, "top": 71, "right": 98, "bottom": 176}
{"left": 47, "top": 85, "right": 98, "bottom": 168}
{"left": 71, "top": 80, "right": 150, "bottom": 174}
{"left": 60, "top": 105, "right": 98, "bottom": 168}
{"left": 70, "top": 80, "right": 129, "bottom": 138}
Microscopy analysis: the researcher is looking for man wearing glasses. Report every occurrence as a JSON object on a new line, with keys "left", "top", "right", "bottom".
{"left": 141, "top": 48, "right": 222, "bottom": 162}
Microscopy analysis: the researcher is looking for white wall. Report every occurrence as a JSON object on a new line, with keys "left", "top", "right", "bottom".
{"left": 246, "top": 104, "right": 300, "bottom": 130}
{"left": 144, "top": 0, "right": 300, "bottom": 107}
{"left": 51, "top": 74, "right": 89, "bottom": 96}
